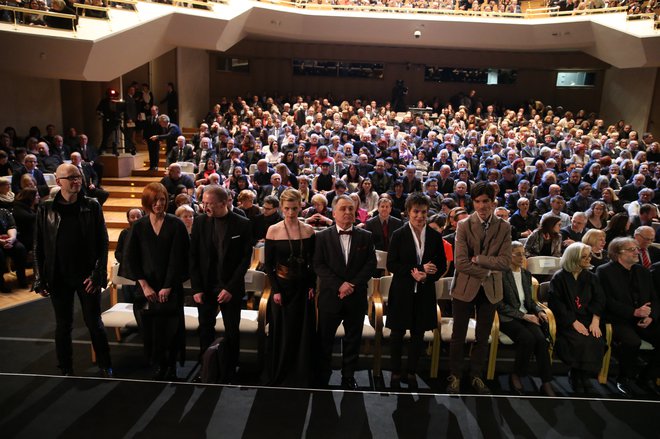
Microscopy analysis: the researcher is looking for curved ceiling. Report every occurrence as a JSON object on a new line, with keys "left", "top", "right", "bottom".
{"left": 0, "top": 1, "right": 658, "bottom": 81}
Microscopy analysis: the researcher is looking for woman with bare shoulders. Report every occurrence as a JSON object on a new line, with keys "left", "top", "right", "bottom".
{"left": 263, "top": 188, "right": 317, "bottom": 386}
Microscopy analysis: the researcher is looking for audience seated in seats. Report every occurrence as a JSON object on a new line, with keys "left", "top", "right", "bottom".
{"left": 12, "top": 188, "right": 39, "bottom": 253}
{"left": 161, "top": 163, "right": 194, "bottom": 199}
{"left": 634, "top": 226, "right": 660, "bottom": 268}
{"left": 498, "top": 241, "right": 556, "bottom": 396}
{"left": 254, "top": 195, "right": 283, "bottom": 241}
{"left": 0, "top": 177, "right": 14, "bottom": 210}
{"left": 0, "top": 207, "right": 28, "bottom": 293}
{"left": 560, "top": 212, "right": 587, "bottom": 249}
{"left": 581, "top": 229, "right": 608, "bottom": 271}
{"left": 585, "top": 200, "right": 608, "bottom": 230}
{"left": 114, "top": 208, "right": 143, "bottom": 304}
{"left": 175, "top": 205, "right": 194, "bottom": 236}
{"left": 70, "top": 152, "right": 109, "bottom": 205}
{"left": 525, "top": 215, "right": 563, "bottom": 258}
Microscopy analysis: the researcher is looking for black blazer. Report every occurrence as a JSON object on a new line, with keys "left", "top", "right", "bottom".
{"left": 498, "top": 269, "right": 541, "bottom": 322}
{"left": 386, "top": 225, "right": 446, "bottom": 331}
{"left": 189, "top": 211, "right": 253, "bottom": 300}
{"left": 12, "top": 167, "right": 48, "bottom": 195}
{"left": 313, "top": 226, "right": 377, "bottom": 314}
{"left": 437, "top": 177, "right": 454, "bottom": 195}
{"left": 363, "top": 215, "right": 403, "bottom": 251}
{"left": 596, "top": 261, "right": 658, "bottom": 324}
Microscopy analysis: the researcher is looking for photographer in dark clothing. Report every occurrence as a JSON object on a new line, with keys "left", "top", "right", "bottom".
{"left": 34, "top": 163, "right": 112, "bottom": 377}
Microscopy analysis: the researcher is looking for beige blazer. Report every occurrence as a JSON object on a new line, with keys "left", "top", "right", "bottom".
{"left": 451, "top": 212, "right": 512, "bottom": 304}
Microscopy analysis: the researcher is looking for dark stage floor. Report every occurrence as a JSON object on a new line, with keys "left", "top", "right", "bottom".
{"left": 1, "top": 297, "right": 659, "bottom": 438}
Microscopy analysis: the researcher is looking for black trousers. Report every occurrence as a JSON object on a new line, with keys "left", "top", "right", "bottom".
{"left": 50, "top": 282, "right": 111, "bottom": 370}
{"left": 147, "top": 140, "right": 160, "bottom": 169}
{"left": 612, "top": 321, "right": 660, "bottom": 380}
{"left": 500, "top": 318, "right": 553, "bottom": 383}
{"left": 449, "top": 288, "right": 497, "bottom": 377}
{"left": 390, "top": 328, "right": 425, "bottom": 375}
{"left": 0, "top": 241, "right": 27, "bottom": 284}
{"left": 198, "top": 294, "right": 241, "bottom": 380}
{"left": 317, "top": 302, "right": 365, "bottom": 384}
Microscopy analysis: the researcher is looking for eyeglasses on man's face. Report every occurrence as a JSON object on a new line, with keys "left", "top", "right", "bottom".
{"left": 59, "top": 175, "right": 82, "bottom": 182}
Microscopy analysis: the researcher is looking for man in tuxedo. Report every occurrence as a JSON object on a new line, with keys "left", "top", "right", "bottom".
{"left": 313, "top": 195, "right": 377, "bottom": 389}
{"left": 143, "top": 106, "right": 161, "bottom": 170}
{"left": 635, "top": 226, "right": 660, "bottom": 268}
{"left": 70, "top": 152, "right": 109, "bottom": 205}
{"left": 189, "top": 186, "right": 252, "bottom": 383}
{"left": 597, "top": 237, "right": 660, "bottom": 397}
{"left": 363, "top": 197, "right": 402, "bottom": 252}
{"left": 447, "top": 181, "right": 512, "bottom": 395}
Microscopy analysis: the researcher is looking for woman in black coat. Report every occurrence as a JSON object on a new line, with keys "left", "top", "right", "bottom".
{"left": 386, "top": 193, "right": 446, "bottom": 388}
{"left": 498, "top": 242, "right": 555, "bottom": 396}
{"left": 548, "top": 242, "right": 606, "bottom": 394}
{"left": 124, "top": 183, "right": 190, "bottom": 381}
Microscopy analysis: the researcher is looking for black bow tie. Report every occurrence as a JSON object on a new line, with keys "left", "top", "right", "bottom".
{"left": 339, "top": 230, "right": 353, "bottom": 236}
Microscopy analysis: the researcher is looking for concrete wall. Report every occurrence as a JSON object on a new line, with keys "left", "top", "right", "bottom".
{"left": 0, "top": 72, "right": 63, "bottom": 140}
{"left": 151, "top": 49, "right": 177, "bottom": 115}
{"left": 177, "top": 48, "right": 210, "bottom": 129}
{"left": 600, "top": 67, "right": 657, "bottom": 134}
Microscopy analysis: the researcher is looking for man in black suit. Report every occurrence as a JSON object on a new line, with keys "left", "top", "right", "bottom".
{"left": 363, "top": 197, "right": 402, "bottom": 252}
{"left": 401, "top": 166, "right": 422, "bottom": 194}
{"left": 12, "top": 153, "right": 48, "bottom": 196}
{"left": 166, "top": 136, "right": 195, "bottom": 166}
{"left": 618, "top": 174, "right": 646, "bottom": 203}
{"left": 505, "top": 179, "right": 534, "bottom": 213}
{"left": 597, "top": 237, "right": 660, "bottom": 397}
{"left": 313, "top": 195, "right": 377, "bottom": 389}
{"left": 70, "top": 152, "right": 109, "bottom": 205}
{"left": 143, "top": 106, "right": 161, "bottom": 170}
{"left": 258, "top": 173, "right": 286, "bottom": 205}
{"left": 436, "top": 165, "right": 455, "bottom": 196}
{"left": 634, "top": 226, "right": 660, "bottom": 268}
{"left": 219, "top": 148, "right": 246, "bottom": 178}
{"left": 559, "top": 169, "right": 582, "bottom": 200}
{"left": 253, "top": 196, "right": 282, "bottom": 242}
{"left": 150, "top": 114, "right": 182, "bottom": 156}
{"left": 190, "top": 186, "right": 253, "bottom": 383}
{"left": 449, "top": 181, "right": 473, "bottom": 213}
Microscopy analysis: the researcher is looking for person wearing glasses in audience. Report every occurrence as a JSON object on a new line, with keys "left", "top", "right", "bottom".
{"left": 34, "top": 164, "right": 112, "bottom": 378}
{"left": 548, "top": 242, "right": 606, "bottom": 394}
{"left": 386, "top": 193, "right": 446, "bottom": 389}
{"left": 123, "top": 183, "right": 190, "bottom": 381}
{"left": 499, "top": 241, "right": 556, "bottom": 396}
{"left": 597, "top": 237, "right": 660, "bottom": 397}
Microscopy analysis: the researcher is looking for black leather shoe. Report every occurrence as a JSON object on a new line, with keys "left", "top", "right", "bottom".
{"left": 164, "top": 367, "right": 178, "bottom": 382}
{"left": 509, "top": 374, "right": 524, "bottom": 395}
{"left": 406, "top": 374, "right": 419, "bottom": 391}
{"left": 390, "top": 373, "right": 401, "bottom": 389}
{"left": 61, "top": 368, "right": 74, "bottom": 377}
{"left": 341, "top": 376, "right": 358, "bottom": 390}
{"left": 568, "top": 369, "right": 584, "bottom": 394}
{"left": 191, "top": 375, "right": 203, "bottom": 383}
{"left": 153, "top": 367, "right": 166, "bottom": 381}
{"left": 541, "top": 382, "right": 557, "bottom": 397}
{"left": 99, "top": 368, "right": 114, "bottom": 379}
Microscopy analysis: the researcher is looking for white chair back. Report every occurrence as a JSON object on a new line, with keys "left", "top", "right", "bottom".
{"left": 526, "top": 256, "right": 561, "bottom": 276}
{"left": 43, "top": 173, "right": 57, "bottom": 187}
{"left": 111, "top": 263, "right": 135, "bottom": 286}
{"left": 245, "top": 269, "right": 266, "bottom": 293}
{"left": 378, "top": 275, "right": 392, "bottom": 301}
{"left": 177, "top": 162, "right": 195, "bottom": 173}
{"left": 435, "top": 277, "right": 453, "bottom": 300}
{"left": 375, "top": 250, "right": 387, "bottom": 270}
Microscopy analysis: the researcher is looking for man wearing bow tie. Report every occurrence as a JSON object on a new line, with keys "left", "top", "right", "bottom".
{"left": 313, "top": 194, "right": 377, "bottom": 389}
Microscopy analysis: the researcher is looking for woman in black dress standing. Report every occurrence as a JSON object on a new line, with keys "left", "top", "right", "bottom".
{"left": 263, "top": 188, "right": 316, "bottom": 386}
{"left": 386, "top": 193, "right": 446, "bottom": 388}
{"left": 125, "top": 182, "right": 190, "bottom": 380}
{"left": 548, "top": 242, "right": 606, "bottom": 394}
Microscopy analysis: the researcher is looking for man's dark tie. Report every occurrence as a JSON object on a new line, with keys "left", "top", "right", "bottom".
{"left": 382, "top": 220, "right": 389, "bottom": 248}
{"left": 339, "top": 230, "right": 353, "bottom": 236}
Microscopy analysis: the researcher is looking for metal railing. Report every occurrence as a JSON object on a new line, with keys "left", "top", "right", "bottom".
{"left": 0, "top": 4, "right": 78, "bottom": 31}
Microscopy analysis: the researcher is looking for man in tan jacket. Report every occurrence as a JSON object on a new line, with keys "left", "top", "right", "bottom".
{"left": 447, "top": 181, "right": 512, "bottom": 394}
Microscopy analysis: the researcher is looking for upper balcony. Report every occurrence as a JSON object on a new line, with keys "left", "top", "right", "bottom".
{"left": 0, "top": 0, "right": 658, "bottom": 81}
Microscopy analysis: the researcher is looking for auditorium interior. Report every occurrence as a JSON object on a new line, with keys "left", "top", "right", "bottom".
{"left": 1, "top": 1, "right": 660, "bottom": 437}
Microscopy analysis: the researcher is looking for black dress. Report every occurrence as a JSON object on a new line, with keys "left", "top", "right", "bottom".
{"left": 263, "top": 236, "right": 316, "bottom": 387}
{"left": 548, "top": 269, "right": 606, "bottom": 374}
{"left": 124, "top": 214, "right": 190, "bottom": 371}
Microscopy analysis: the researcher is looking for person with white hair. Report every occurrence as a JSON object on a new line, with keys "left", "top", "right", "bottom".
{"left": 548, "top": 242, "right": 606, "bottom": 394}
